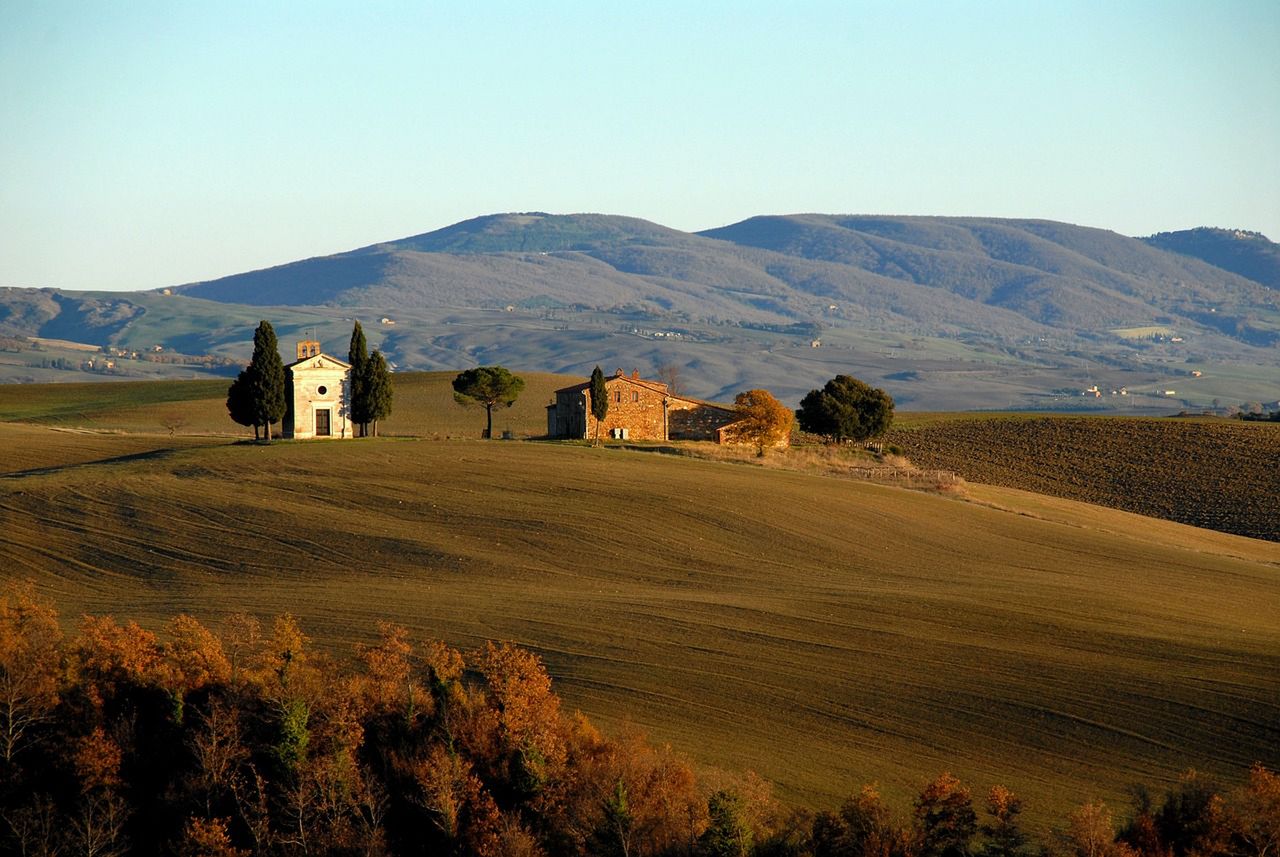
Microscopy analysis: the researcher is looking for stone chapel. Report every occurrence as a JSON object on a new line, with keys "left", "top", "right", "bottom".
{"left": 283, "top": 339, "right": 353, "bottom": 439}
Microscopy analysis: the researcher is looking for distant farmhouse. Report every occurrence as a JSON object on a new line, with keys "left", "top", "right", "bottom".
{"left": 547, "top": 368, "right": 750, "bottom": 443}
{"left": 283, "top": 340, "right": 353, "bottom": 439}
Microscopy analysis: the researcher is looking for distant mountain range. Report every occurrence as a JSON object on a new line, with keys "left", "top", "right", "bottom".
{"left": 174, "top": 212, "right": 1277, "bottom": 341}
{"left": 2, "top": 213, "right": 1277, "bottom": 410}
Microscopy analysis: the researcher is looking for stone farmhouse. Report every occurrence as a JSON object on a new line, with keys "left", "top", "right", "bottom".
{"left": 283, "top": 340, "right": 353, "bottom": 439}
{"left": 546, "top": 368, "right": 743, "bottom": 442}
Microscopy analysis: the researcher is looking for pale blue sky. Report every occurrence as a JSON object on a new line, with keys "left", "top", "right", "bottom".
{"left": 2, "top": 1, "right": 1277, "bottom": 291}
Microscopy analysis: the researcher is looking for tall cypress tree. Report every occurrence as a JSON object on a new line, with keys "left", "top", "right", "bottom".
{"left": 348, "top": 321, "right": 369, "bottom": 437}
{"left": 360, "top": 350, "right": 394, "bottom": 437}
{"left": 589, "top": 365, "right": 608, "bottom": 446}
{"left": 246, "top": 320, "right": 286, "bottom": 442}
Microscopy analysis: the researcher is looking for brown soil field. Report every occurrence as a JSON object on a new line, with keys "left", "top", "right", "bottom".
{"left": 2, "top": 427, "right": 1278, "bottom": 829}
{"left": 886, "top": 415, "right": 1280, "bottom": 542}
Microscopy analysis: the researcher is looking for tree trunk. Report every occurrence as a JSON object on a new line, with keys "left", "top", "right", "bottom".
{"left": 485, "top": 404, "right": 493, "bottom": 439}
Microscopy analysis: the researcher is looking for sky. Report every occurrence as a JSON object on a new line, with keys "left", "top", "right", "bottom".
{"left": 1, "top": 1, "right": 1277, "bottom": 292}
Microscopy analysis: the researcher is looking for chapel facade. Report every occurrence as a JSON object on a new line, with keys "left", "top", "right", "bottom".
{"left": 283, "top": 340, "right": 353, "bottom": 439}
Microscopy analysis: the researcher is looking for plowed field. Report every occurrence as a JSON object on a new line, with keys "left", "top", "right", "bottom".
{"left": 887, "top": 416, "right": 1280, "bottom": 541}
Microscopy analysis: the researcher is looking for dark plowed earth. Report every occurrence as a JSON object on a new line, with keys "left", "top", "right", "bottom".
{"left": 888, "top": 417, "right": 1280, "bottom": 541}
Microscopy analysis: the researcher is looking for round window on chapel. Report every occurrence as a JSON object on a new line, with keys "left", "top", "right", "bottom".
{"left": 317, "top": 385, "right": 328, "bottom": 395}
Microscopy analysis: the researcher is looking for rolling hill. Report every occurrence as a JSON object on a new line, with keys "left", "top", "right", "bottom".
{"left": 3, "top": 376, "right": 1280, "bottom": 826}
{"left": 1143, "top": 227, "right": 1280, "bottom": 290}
{"left": 2, "top": 212, "right": 1277, "bottom": 409}
{"left": 1, "top": 417, "right": 1277, "bottom": 826}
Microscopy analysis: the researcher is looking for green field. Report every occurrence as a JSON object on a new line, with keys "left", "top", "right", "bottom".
{"left": 0, "top": 370, "right": 576, "bottom": 437}
{"left": 1, "top": 380, "right": 1278, "bottom": 829}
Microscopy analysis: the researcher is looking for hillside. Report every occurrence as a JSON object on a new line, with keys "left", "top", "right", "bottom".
{"left": 177, "top": 212, "right": 1277, "bottom": 342}
{"left": 887, "top": 414, "right": 1280, "bottom": 542}
{"left": 5, "top": 374, "right": 1275, "bottom": 543}
{"left": 2, "top": 212, "right": 1278, "bottom": 410}
{"left": 1, "top": 423, "right": 1277, "bottom": 825}
{"left": 1143, "top": 227, "right": 1280, "bottom": 290}
{"left": 0, "top": 371, "right": 576, "bottom": 439}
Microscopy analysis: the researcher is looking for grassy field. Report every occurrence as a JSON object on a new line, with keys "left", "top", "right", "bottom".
{"left": 0, "top": 371, "right": 576, "bottom": 437}
{"left": 886, "top": 414, "right": 1280, "bottom": 541}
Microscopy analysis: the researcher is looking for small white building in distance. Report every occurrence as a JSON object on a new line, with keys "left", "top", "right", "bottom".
{"left": 283, "top": 340, "right": 353, "bottom": 439}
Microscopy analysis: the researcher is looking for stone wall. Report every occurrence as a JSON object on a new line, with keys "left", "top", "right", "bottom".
{"left": 547, "top": 371, "right": 739, "bottom": 442}
{"left": 551, "top": 390, "right": 587, "bottom": 438}
{"left": 668, "top": 400, "right": 737, "bottom": 441}
{"left": 586, "top": 378, "right": 670, "bottom": 441}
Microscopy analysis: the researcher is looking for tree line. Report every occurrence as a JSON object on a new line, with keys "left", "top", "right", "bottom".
{"left": 2, "top": 583, "right": 1275, "bottom": 857}
{"left": 226, "top": 321, "right": 393, "bottom": 441}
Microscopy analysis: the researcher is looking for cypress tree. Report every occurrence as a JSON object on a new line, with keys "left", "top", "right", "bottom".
{"left": 226, "top": 368, "right": 257, "bottom": 439}
{"left": 589, "top": 365, "right": 608, "bottom": 446}
{"left": 247, "top": 320, "right": 286, "bottom": 442}
{"left": 348, "top": 321, "right": 369, "bottom": 437}
{"left": 360, "top": 350, "right": 394, "bottom": 437}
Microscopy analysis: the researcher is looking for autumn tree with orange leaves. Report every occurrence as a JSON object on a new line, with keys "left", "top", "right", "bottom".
{"left": 726, "top": 388, "right": 794, "bottom": 456}
{"left": 0, "top": 581, "right": 64, "bottom": 767}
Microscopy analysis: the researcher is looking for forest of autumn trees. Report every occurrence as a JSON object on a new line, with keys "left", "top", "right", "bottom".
{"left": 2, "top": 581, "right": 1277, "bottom": 857}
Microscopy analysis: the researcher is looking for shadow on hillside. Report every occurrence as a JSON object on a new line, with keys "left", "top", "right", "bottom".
{"left": 1, "top": 447, "right": 182, "bottom": 479}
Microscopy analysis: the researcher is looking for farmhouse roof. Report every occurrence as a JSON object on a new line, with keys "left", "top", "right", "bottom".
{"left": 554, "top": 370, "right": 669, "bottom": 397}
{"left": 553, "top": 370, "right": 735, "bottom": 412}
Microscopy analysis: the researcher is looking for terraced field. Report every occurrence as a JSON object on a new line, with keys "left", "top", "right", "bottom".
{"left": 887, "top": 416, "right": 1280, "bottom": 541}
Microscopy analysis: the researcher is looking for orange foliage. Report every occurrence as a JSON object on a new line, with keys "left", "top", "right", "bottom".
{"left": 476, "top": 641, "right": 565, "bottom": 768}
{"left": 266, "top": 613, "right": 309, "bottom": 688}
{"left": 220, "top": 612, "right": 263, "bottom": 684}
{"left": 423, "top": 638, "right": 466, "bottom": 686}
{"left": 181, "top": 816, "right": 249, "bottom": 857}
{"left": 1235, "top": 764, "right": 1280, "bottom": 857}
{"left": 0, "top": 580, "right": 64, "bottom": 763}
{"left": 76, "top": 615, "right": 162, "bottom": 692}
{"left": 161, "top": 614, "right": 231, "bottom": 698}
{"left": 407, "top": 744, "right": 474, "bottom": 840}
{"left": 1067, "top": 801, "right": 1138, "bottom": 857}
{"left": 5, "top": 590, "right": 1276, "bottom": 857}
{"left": 73, "top": 726, "right": 123, "bottom": 793}
{"left": 356, "top": 621, "right": 429, "bottom": 720}
{"left": 726, "top": 388, "right": 794, "bottom": 455}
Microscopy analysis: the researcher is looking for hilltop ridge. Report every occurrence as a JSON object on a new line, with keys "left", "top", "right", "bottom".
{"left": 1142, "top": 226, "right": 1280, "bottom": 290}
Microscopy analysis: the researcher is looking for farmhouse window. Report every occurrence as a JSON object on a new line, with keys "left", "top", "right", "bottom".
{"left": 615, "top": 390, "right": 622, "bottom": 403}
{"left": 632, "top": 391, "right": 639, "bottom": 402}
